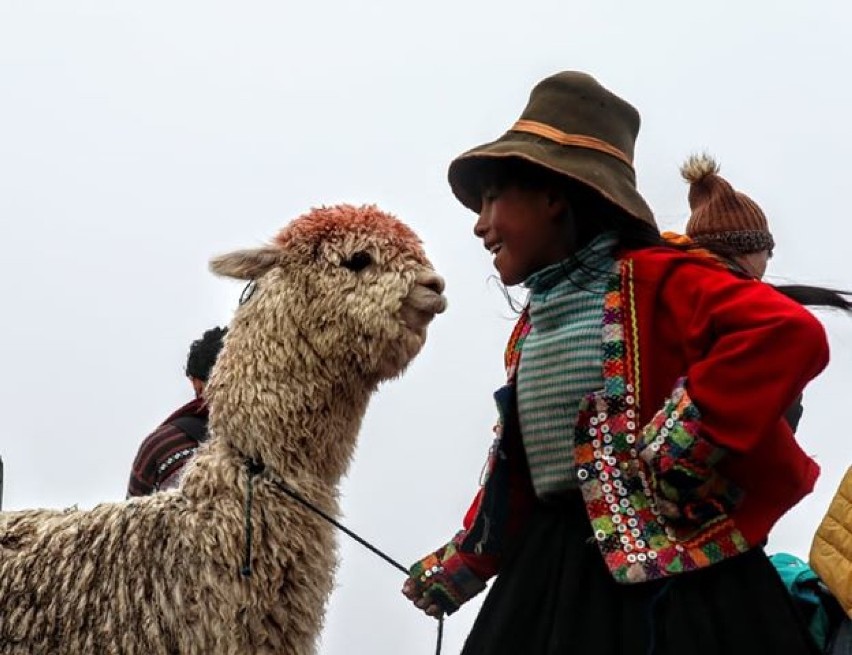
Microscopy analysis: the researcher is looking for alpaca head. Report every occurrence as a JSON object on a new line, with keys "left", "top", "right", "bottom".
{"left": 209, "top": 205, "right": 446, "bottom": 391}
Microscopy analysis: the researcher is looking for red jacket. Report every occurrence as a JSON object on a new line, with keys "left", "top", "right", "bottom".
{"left": 409, "top": 247, "right": 829, "bottom": 613}
{"left": 628, "top": 248, "right": 827, "bottom": 546}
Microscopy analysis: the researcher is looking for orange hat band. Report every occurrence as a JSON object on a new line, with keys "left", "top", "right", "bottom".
{"left": 510, "top": 119, "right": 633, "bottom": 169}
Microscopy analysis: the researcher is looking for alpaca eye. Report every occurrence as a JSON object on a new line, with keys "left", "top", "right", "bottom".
{"left": 239, "top": 280, "right": 257, "bottom": 305}
{"left": 341, "top": 251, "right": 372, "bottom": 272}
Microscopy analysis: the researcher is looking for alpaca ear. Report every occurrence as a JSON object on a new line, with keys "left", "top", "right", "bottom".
{"left": 209, "top": 247, "right": 285, "bottom": 280}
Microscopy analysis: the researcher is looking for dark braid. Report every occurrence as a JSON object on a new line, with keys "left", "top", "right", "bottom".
{"left": 697, "top": 242, "right": 852, "bottom": 313}
{"left": 771, "top": 285, "right": 852, "bottom": 311}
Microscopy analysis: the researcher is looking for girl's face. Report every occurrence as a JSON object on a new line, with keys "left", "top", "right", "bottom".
{"left": 473, "top": 183, "right": 573, "bottom": 286}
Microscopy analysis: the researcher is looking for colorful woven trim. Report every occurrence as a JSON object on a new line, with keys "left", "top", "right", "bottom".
{"left": 504, "top": 309, "right": 532, "bottom": 383}
{"left": 574, "top": 261, "right": 749, "bottom": 584}
{"left": 409, "top": 534, "right": 487, "bottom": 615}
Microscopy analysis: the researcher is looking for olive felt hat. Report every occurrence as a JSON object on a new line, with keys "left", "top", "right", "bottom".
{"left": 448, "top": 71, "right": 656, "bottom": 227}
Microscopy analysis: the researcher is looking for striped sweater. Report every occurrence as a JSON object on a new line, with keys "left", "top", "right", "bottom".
{"left": 517, "top": 233, "right": 617, "bottom": 496}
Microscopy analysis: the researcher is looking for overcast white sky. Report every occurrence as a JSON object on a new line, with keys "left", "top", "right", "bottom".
{"left": 1, "top": 1, "right": 850, "bottom": 653}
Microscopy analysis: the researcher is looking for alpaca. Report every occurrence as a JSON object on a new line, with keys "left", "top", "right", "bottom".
{"left": 0, "top": 204, "right": 447, "bottom": 654}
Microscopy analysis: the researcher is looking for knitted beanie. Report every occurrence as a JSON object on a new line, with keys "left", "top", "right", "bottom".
{"left": 681, "top": 154, "right": 774, "bottom": 254}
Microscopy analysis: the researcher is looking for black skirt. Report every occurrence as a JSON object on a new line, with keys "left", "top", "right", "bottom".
{"left": 461, "top": 492, "right": 819, "bottom": 655}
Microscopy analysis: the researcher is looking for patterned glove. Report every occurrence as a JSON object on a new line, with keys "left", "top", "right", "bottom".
{"left": 408, "top": 534, "right": 487, "bottom": 615}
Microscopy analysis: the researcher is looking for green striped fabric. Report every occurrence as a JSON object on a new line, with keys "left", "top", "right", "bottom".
{"left": 517, "top": 232, "right": 617, "bottom": 497}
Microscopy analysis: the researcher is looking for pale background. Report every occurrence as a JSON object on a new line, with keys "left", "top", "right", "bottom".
{"left": 1, "top": 1, "right": 849, "bottom": 653}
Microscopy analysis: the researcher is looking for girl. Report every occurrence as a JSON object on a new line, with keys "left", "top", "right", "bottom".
{"left": 403, "top": 71, "right": 829, "bottom": 654}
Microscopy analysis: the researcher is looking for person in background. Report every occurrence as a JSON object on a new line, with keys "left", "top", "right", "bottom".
{"left": 670, "top": 155, "right": 851, "bottom": 432}
{"left": 678, "top": 158, "right": 852, "bottom": 653}
{"left": 679, "top": 154, "right": 774, "bottom": 279}
{"left": 811, "top": 465, "right": 852, "bottom": 653}
{"left": 127, "top": 326, "right": 227, "bottom": 497}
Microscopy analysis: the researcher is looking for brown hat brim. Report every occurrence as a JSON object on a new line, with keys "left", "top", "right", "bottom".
{"left": 448, "top": 132, "right": 655, "bottom": 228}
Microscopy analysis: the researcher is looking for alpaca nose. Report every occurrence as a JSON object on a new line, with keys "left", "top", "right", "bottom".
{"left": 416, "top": 270, "right": 445, "bottom": 296}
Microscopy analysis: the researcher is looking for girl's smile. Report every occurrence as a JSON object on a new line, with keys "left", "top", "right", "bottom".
{"left": 473, "top": 184, "right": 572, "bottom": 286}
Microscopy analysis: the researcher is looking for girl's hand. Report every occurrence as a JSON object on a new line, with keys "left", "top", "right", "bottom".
{"left": 406, "top": 540, "right": 486, "bottom": 615}
{"left": 401, "top": 578, "right": 444, "bottom": 618}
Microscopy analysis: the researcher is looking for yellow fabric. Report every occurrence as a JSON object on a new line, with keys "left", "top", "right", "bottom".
{"left": 810, "top": 466, "right": 852, "bottom": 618}
{"left": 660, "top": 231, "right": 723, "bottom": 264}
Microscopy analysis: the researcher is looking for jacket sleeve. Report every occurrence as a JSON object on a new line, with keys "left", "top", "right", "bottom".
{"left": 126, "top": 423, "right": 192, "bottom": 498}
{"left": 664, "top": 262, "right": 829, "bottom": 454}
{"left": 408, "top": 383, "right": 542, "bottom": 613}
{"left": 407, "top": 434, "right": 535, "bottom": 615}
{"left": 127, "top": 428, "right": 162, "bottom": 498}
{"left": 406, "top": 494, "right": 491, "bottom": 615}
{"left": 408, "top": 381, "right": 538, "bottom": 614}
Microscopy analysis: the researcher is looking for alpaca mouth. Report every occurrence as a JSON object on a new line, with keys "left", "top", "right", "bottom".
{"left": 401, "top": 272, "right": 447, "bottom": 332}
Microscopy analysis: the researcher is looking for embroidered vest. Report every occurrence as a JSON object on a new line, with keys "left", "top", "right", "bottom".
{"left": 505, "top": 259, "right": 749, "bottom": 583}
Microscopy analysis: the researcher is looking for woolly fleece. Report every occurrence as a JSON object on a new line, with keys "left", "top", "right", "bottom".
{"left": 0, "top": 204, "right": 446, "bottom": 655}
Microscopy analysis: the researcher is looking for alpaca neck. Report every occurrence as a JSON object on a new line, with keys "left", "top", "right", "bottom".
{"left": 205, "top": 368, "right": 375, "bottom": 485}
